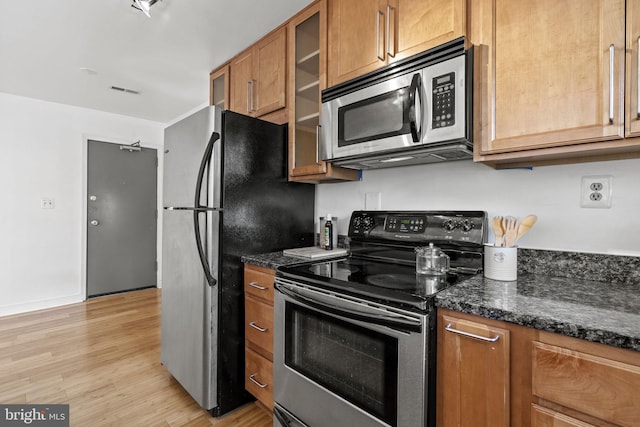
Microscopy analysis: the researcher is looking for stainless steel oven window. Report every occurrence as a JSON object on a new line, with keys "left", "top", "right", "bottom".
{"left": 285, "top": 301, "right": 398, "bottom": 425}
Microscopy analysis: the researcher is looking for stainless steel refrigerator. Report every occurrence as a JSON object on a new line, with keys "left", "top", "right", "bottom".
{"left": 161, "top": 106, "right": 314, "bottom": 416}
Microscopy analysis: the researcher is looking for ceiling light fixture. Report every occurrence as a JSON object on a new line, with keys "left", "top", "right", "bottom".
{"left": 131, "top": 0, "right": 159, "bottom": 18}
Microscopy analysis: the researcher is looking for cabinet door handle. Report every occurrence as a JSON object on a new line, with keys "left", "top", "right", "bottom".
{"left": 445, "top": 323, "right": 500, "bottom": 342}
{"left": 386, "top": 5, "right": 395, "bottom": 58}
{"left": 609, "top": 44, "right": 615, "bottom": 124}
{"left": 249, "top": 374, "right": 268, "bottom": 388}
{"left": 246, "top": 81, "right": 252, "bottom": 113}
{"left": 637, "top": 37, "right": 640, "bottom": 118}
{"left": 247, "top": 80, "right": 256, "bottom": 113}
{"left": 316, "top": 124, "right": 321, "bottom": 163}
{"left": 249, "top": 321, "right": 268, "bottom": 332}
{"left": 248, "top": 281, "right": 267, "bottom": 290}
{"left": 376, "top": 9, "right": 385, "bottom": 61}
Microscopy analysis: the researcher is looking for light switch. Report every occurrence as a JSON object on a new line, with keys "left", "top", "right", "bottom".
{"left": 41, "top": 198, "right": 55, "bottom": 209}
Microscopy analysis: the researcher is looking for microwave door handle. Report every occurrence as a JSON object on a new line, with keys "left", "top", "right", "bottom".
{"left": 408, "top": 73, "right": 423, "bottom": 142}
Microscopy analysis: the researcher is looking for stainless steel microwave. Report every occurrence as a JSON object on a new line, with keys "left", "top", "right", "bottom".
{"left": 320, "top": 38, "right": 473, "bottom": 169}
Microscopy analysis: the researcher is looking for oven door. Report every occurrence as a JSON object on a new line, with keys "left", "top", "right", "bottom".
{"left": 274, "top": 277, "right": 431, "bottom": 427}
{"left": 321, "top": 70, "right": 425, "bottom": 161}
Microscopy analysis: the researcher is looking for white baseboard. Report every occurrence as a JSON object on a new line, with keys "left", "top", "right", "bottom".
{"left": 0, "top": 294, "right": 84, "bottom": 317}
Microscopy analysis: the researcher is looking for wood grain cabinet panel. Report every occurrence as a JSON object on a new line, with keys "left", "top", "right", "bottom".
{"left": 243, "top": 263, "right": 276, "bottom": 410}
{"left": 437, "top": 314, "right": 510, "bottom": 427}
{"left": 245, "top": 347, "right": 274, "bottom": 411}
{"left": 254, "top": 28, "right": 287, "bottom": 117}
{"left": 532, "top": 341, "right": 640, "bottom": 427}
{"left": 244, "top": 264, "right": 275, "bottom": 303}
{"left": 327, "top": 0, "right": 465, "bottom": 86}
{"left": 531, "top": 404, "right": 595, "bottom": 427}
{"left": 245, "top": 297, "right": 274, "bottom": 358}
{"left": 471, "top": 0, "right": 640, "bottom": 167}
{"left": 230, "top": 27, "right": 287, "bottom": 120}
{"left": 625, "top": 0, "right": 640, "bottom": 138}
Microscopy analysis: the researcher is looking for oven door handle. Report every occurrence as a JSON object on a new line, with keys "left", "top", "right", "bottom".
{"left": 276, "top": 282, "right": 422, "bottom": 333}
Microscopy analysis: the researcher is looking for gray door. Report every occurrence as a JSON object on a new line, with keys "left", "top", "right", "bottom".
{"left": 87, "top": 140, "right": 157, "bottom": 297}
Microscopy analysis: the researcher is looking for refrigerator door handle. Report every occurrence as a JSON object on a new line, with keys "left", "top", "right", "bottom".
{"left": 193, "top": 131, "right": 220, "bottom": 287}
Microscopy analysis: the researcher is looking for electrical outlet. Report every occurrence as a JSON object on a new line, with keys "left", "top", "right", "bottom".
{"left": 580, "top": 175, "right": 612, "bottom": 208}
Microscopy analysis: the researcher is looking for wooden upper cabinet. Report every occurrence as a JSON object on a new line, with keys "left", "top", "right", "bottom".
{"left": 626, "top": 1, "right": 640, "bottom": 138}
{"left": 470, "top": 0, "right": 637, "bottom": 166}
{"left": 209, "top": 63, "right": 229, "bottom": 109}
{"left": 230, "top": 26, "right": 287, "bottom": 118}
{"left": 392, "top": 0, "right": 466, "bottom": 61}
{"left": 327, "top": 0, "right": 466, "bottom": 86}
{"left": 255, "top": 27, "right": 287, "bottom": 116}
{"left": 287, "top": 0, "right": 359, "bottom": 183}
{"left": 230, "top": 50, "right": 254, "bottom": 115}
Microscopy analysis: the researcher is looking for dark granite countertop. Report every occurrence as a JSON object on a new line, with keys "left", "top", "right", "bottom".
{"left": 241, "top": 251, "right": 309, "bottom": 270}
{"left": 244, "top": 248, "right": 640, "bottom": 352}
{"left": 435, "top": 273, "right": 640, "bottom": 352}
{"left": 241, "top": 250, "right": 347, "bottom": 270}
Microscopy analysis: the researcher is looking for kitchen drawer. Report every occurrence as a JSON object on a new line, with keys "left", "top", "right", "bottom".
{"left": 244, "top": 264, "right": 275, "bottom": 303}
{"left": 245, "top": 346, "right": 274, "bottom": 410}
{"left": 245, "top": 296, "right": 274, "bottom": 358}
{"left": 531, "top": 404, "right": 595, "bottom": 427}
{"left": 532, "top": 341, "right": 640, "bottom": 426}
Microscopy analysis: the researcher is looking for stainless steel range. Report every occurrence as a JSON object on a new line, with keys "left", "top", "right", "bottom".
{"left": 273, "top": 210, "right": 487, "bottom": 427}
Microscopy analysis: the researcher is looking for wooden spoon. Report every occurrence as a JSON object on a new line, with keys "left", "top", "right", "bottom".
{"left": 492, "top": 216, "right": 504, "bottom": 246}
{"left": 514, "top": 214, "right": 537, "bottom": 244}
{"left": 502, "top": 216, "right": 519, "bottom": 247}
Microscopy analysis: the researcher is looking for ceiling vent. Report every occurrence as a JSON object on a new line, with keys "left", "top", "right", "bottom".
{"left": 110, "top": 86, "right": 140, "bottom": 95}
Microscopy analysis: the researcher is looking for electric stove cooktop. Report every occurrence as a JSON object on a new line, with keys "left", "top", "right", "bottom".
{"left": 277, "top": 210, "right": 488, "bottom": 312}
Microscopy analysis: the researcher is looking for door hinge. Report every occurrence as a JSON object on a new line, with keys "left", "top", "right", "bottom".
{"left": 155, "top": 261, "right": 158, "bottom": 272}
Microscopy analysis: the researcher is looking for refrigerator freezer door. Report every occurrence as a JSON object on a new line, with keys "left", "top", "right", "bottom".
{"left": 164, "top": 106, "right": 220, "bottom": 208}
{"left": 161, "top": 209, "right": 219, "bottom": 410}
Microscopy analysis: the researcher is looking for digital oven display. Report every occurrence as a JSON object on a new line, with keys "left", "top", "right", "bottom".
{"left": 385, "top": 216, "right": 426, "bottom": 233}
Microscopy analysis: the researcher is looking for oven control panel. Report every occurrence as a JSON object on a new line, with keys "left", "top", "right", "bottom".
{"left": 348, "top": 210, "right": 487, "bottom": 245}
{"left": 386, "top": 216, "right": 426, "bottom": 233}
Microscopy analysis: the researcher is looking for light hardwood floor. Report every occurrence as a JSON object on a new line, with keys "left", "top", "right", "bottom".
{"left": 0, "top": 288, "right": 272, "bottom": 426}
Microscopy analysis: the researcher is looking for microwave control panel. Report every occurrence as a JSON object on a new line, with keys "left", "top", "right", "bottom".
{"left": 432, "top": 72, "right": 455, "bottom": 129}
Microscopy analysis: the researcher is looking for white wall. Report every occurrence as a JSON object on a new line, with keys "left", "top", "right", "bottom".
{"left": 0, "top": 93, "right": 164, "bottom": 316}
{"left": 316, "top": 157, "right": 640, "bottom": 256}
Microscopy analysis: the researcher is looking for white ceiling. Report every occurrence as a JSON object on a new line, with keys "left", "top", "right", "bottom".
{"left": 0, "top": 0, "right": 313, "bottom": 123}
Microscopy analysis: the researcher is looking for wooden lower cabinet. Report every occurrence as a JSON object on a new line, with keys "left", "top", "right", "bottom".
{"left": 532, "top": 334, "right": 640, "bottom": 427}
{"left": 437, "top": 312, "right": 511, "bottom": 427}
{"left": 245, "top": 347, "right": 274, "bottom": 410}
{"left": 438, "top": 308, "right": 640, "bottom": 427}
{"left": 531, "top": 404, "right": 595, "bottom": 427}
{"left": 243, "top": 263, "right": 276, "bottom": 411}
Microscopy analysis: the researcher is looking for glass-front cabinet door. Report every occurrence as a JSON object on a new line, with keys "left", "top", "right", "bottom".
{"left": 209, "top": 63, "right": 229, "bottom": 109}
{"left": 287, "top": 0, "right": 359, "bottom": 183}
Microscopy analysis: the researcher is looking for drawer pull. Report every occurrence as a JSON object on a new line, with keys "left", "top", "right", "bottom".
{"left": 249, "top": 321, "right": 268, "bottom": 332}
{"left": 248, "top": 281, "right": 267, "bottom": 290}
{"left": 445, "top": 323, "right": 500, "bottom": 342}
{"left": 249, "top": 374, "right": 268, "bottom": 388}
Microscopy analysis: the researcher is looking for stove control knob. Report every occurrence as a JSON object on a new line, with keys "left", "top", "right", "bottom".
{"left": 461, "top": 219, "right": 474, "bottom": 232}
{"left": 363, "top": 216, "right": 374, "bottom": 230}
{"left": 443, "top": 219, "right": 457, "bottom": 231}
